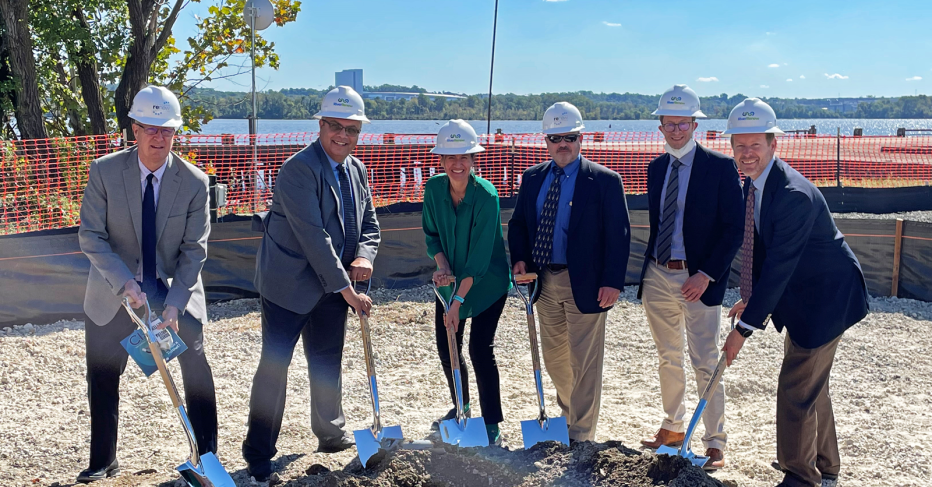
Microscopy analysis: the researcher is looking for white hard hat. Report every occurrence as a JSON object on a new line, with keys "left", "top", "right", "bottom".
{"left": 722, "top": 98, "right": 785, "bottom": 136}
{"left": 431, "top": 119, "right": 485, "bottom": 155}
{"left": 652, "top": 84, "right": 707, "bottom": 118}
{"left": 314, "top": 85, "right": 370, "bottom": 123}
{"left": 542, "top": 102, "right": 585, "bottom": 135}
{"left": 129, "top": 86, "right": 183, "bottom": 128}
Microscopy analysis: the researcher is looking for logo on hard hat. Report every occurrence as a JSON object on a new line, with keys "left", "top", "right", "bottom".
{"left": 666, "top": 96, "right": 685, "bottom": 105}
{"left": 334, "top": 97, "right": 353, "bottom": 108}
{"left": 742, "top": 111, "right": 755, "bottom": 116}
{"left": 737, "top": 111, "right": 760, "bottom": 121}
{"left": 446, "top": 134, "right": 463, "bottom": 142}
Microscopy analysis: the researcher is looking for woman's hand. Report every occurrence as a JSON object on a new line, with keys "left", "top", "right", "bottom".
{"left": 446, "top": 301, "right": 461, "bottom": 332}
{"left": 432, "top": 268, "right": 455, "bottom": 287}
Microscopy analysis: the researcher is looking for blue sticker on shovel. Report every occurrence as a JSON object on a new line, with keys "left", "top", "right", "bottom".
{"left": 121, "top": 328, "right": 187, "bottom": 377}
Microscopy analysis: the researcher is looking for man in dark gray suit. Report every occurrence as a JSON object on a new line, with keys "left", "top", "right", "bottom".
{"left": 77, "top": 86, "right": 217, "bottom": 483}
{"left": 243, "top": 86, "right": 380, "bottom": 482}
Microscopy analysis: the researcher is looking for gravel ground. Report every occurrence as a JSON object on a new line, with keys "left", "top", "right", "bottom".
{"left": 833, "top": 210, "right": 932, "bottom": 223}
{"left": 1, "top": 287, "right": 930, "bottom": 487}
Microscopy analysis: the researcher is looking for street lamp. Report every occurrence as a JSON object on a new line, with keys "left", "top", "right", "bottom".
{"left": 243, "top": 0, "right": 273, "bottom": 195}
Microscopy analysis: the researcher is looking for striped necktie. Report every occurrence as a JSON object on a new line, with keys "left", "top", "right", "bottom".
{"left": 532, "top": 166, "right": 564, "bottom": 267}
{"left": 656, "top": 159, "right": 682, "bottom": 265}
{"left": 338, "top": 164, "right": 358, "bottom": 265}
{"left": 740, "top": 183, "right": 757, "bottom": 303}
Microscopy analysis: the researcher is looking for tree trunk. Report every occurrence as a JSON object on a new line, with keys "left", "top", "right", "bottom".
{"left": 71, "top": 7, "right": 107, "bottom": 136}
{"left": 53, "top": 56, "right": 86, "bottom": 136}
{"left": 0, "top": 0, "right": 48, "bottom": 139}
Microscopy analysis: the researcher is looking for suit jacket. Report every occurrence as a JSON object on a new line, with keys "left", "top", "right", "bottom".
{"left": 742, "top": 158, "right": 869, "bottom": 348}
{"left": 79, "top": 147, "right": 210, "bottom": 326}
{"left": 508, "top": 156, "right": 630, "bottom": 314}
{"left": 637, "top": 144, "right": 744, "bottom": 306}
{"left": 255, "top": 140, "right": 380, "bottom": 314}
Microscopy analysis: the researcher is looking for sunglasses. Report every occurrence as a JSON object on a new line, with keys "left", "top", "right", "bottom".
{"left": 321, "top": 118, "right": 361, "bottom": 137}
{"left": 662, "top": 122, "right": 693, "bottom": 132}
{"left": 546, "top": 134, "right": 580, "bottom": 144}
{"left": 134, "top": 123, "right": 176, "bottom": 137}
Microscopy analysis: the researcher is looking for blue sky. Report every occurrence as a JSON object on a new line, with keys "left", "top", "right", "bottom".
{"left": 172, "top": 0, "right": 932, "bottom": 98}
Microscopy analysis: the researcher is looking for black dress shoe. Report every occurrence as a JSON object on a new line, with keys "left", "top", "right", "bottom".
{"left": 317, "top": 435, "right": 355, "bottom": 453}
{"left": 247, "top": 462, "right": 273, "bottom": 483}
{"left": 76, "top": 460, "right": 120, "bottom": 483}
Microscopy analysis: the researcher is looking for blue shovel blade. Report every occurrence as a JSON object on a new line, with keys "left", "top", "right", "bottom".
{"left": 656, "top": 444, "right": 709, "bottom": 468}
{"left": 521, "top": 416, "right": 569, "bottom": 449}
{"left": 440, "top": 416, "right": 489, "bottom": 448}
{"left": 354, "top": 425, "right": 405, "bottom": 468}
{"left": 177, "top": 452, "right": 235, "bottom": 487}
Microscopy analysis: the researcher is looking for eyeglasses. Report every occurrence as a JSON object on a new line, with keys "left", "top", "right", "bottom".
{"left": 321, "top": 118, "right": 361, "bottom": 137}
{"left": 134, "top": 123, "right": 176, "bottom": 137}
{"left": 662, "top": 122, "right": 693, "bottom": 132}
{"left": 546, "top": 134, "right": 580, "bottom": 144}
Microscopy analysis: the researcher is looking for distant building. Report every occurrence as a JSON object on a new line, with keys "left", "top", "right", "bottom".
{"left": 335, "top": 69, "right": 364, "bottom": 94}
{"left": 335, "top": 68, "right": 466, "bottom": 102}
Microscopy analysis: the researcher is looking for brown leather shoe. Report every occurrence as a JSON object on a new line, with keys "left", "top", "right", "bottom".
{"left": 640, "top": 428, "right": 685, "bottom": 449}
{"left": 703, "top": 448, "right": 725, "bottom": 470}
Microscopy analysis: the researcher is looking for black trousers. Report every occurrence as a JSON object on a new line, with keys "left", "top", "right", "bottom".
{"left": 84, "top": 284, "right": 217, "bottom": 469}
{"left": 242, "top": 293, "right": 349, "bottom": 473}
{"left": 433, "top": 293, "right": 507, "bottom": 425}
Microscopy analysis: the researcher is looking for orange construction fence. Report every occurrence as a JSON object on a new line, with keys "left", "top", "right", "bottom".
{"left": 2, "top": 131, "right": 931, "bottom": 235}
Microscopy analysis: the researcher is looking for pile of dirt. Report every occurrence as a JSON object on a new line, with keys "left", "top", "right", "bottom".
{"left": 297, "top": 441, "right": 723, "bottom": 487}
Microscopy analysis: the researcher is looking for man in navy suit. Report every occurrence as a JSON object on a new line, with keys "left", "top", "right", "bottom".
{"left": 509, "top": 102, "right": 630, "bottom": 441}
{"left": 721, "top": 99, "right": 868, "bottom": 487}
{"left": 637, "top": 85, "right": 744, "bottom": 471}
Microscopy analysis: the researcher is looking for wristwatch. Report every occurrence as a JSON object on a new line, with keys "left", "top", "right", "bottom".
{"left": 452, "top": 295, "right": 465, "bottom": 304}
{"left": 735, "top": 324, "right": 754, "bottom": 338}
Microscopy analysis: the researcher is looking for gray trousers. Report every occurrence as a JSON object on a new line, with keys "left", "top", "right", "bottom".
{"left": 776, "top": 332, "right": 843, "bottom": 487}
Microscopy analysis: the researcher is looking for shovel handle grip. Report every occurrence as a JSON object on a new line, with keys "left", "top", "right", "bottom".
{"left": 513, "top": 272, "right": 538, "bottom": 282}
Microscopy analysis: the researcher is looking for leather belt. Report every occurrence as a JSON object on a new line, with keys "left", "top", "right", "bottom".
{"left": 653, "top": 258, "right": 687, "bottom": 270}
{"left": 546, "top": 264, "right": 568, "bottom": 272}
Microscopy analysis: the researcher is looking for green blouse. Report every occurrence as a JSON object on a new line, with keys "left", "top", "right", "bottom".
{"left": 422, "top": 172, "right": 512, "bottom": 320}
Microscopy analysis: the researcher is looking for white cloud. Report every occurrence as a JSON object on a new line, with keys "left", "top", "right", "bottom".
{"left": 799, "top": 75, "right": 805, "bottom": 79}
{"left": 768, "top": 64, "right": 780, "bottom": 68}
{"left": 760, "top": 85, "right": 770, "bottom": 88}
{"left": 602, "top": 21, "right": 621, "bottom": 27}
{"left": 786, "top": 79, "right": 793, "bottom": 82}
{"left": 906, "top": 76, "right": 923, "bottom": 81}
{"left": 824, "top": 73, "right": 849, "bottom": 79}
{"left": 696, "top": 77, "right": 719, "bottom": 82}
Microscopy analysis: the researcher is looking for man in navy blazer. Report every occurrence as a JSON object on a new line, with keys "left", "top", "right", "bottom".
{"left": 637, "top": 86, "right": 744, "bottom": 470}
{"left": 509, "top": 102, "right": 630, "bottom": 441}
{"left": 722, "top": 99, "right": 868, "bottom": 487}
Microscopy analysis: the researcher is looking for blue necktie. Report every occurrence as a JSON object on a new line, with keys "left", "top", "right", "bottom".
{"left": 338, "top": 164, "right": 358, "bottom": 265}
{"left": 532, "top": 166, "right": 564, "bottom": 267}
{"left": 142, "top": 174, "right": 158, "bottom": 296}
{"left": 656, "top": 159, "right": 681, "bottom": 265}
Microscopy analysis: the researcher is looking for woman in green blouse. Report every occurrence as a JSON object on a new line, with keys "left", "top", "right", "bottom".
{"left": 422, "top": 119, "right": 512, "bottom": 446}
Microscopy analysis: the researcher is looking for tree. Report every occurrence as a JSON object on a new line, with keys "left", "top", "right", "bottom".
{"left": 0, "top": 0, "right": 48, "bottom": 139}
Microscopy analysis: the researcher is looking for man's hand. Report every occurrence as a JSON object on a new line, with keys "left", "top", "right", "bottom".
{"left": 348, "top": 257, "right": 373, "bottom": 282}
{"left": 157, "top": 305, "right": 180, "bottom": 333}
{"left": 513, "top": 261, "right": 533, "bottom": 283}
{"left": 121, "top": 279, "right": 146, "bottom": 309}
{"left": 727, "top": 299, "right": 747, "bottom": 321}
{"left": 341, "top": 287, "right": 373, "bottom": 316}
{"left": 722, "top": 329, "right": 746, "bottom": 367}
{"left": 597, "top": 286, "right": 621, "bottom": 308}
{"left": 445, "top": 302, "right": 461, "bottom": 332}
{"left": 432, "top": 268, "right": 455, "bottom": 287}
{"left": 681, "top": 273, "right": 710, "bottom": 303}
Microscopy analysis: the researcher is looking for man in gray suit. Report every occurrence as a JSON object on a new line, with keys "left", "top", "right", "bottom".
{"left": 243, "top": 86, "right": 380, "bottom": 482}
{"left": 77, "top": 86, "right": 217, "bottom": 483}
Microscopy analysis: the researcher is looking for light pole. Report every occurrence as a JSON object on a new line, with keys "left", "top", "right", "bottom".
{"left": 243, "top": 0, "right": 273, "bottom": 195}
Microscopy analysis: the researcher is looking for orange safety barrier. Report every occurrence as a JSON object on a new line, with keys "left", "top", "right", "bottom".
{"left": 2, "top": 131, "right": 931, "bottom": 235}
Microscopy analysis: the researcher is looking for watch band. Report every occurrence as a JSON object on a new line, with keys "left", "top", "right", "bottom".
{"left": 736, "top": 325, "right": 754, "bottom": 338}
{"left": 452, "top": 295, "right": 465, "bottom": 304}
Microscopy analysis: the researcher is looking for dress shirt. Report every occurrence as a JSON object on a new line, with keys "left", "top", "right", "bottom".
{"left": 738, "top": 156, "right": 776, "bottom": 331}
{"left": 654, "top": 145, "right": 696, "bottom": 262}
{"left": 535, "top": 156, "right": 580, "bottom": 265}
{"left": 135, "top": 156, "right": 169, "bottom": 282}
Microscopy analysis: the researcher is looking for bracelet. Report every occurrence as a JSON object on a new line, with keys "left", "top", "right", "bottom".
{"left": 452, "top": 295, "right": 465, "bottom": 304}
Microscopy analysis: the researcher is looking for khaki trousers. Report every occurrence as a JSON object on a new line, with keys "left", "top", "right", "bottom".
{"left": 642, "top": 262, "right": 726, "bottom": 449}
{"left": 776, "top": 332, "right": 842, "bottom": 487}
{"left": 536, "top": 268, "right": 607, "bottom": 441}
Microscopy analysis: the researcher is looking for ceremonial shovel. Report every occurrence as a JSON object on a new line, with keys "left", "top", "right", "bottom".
{"left": 351, "top": 279, "right": 405, "bottom": 468}
{"left": 431, "top": 280, "right": 489, "bottom": 447}
{"left": 122, "top": 298, "right": 235, "bottom": 487}
{"left": 513, "top": 273, "right": 570, "bottom": 449}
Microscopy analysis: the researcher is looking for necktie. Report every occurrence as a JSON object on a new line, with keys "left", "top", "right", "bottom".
{"left": 532, "top": 166, "right": 564, "bottom": 267}
{"left": 740, "top": 182, "right": 757, "bottom": 303}
{"left": 656, "top": 159, "right": 682, "bottom": 265}
{"left": 142, "top": 174, "right": 158, "bottom": 296}
{"left": 338, "top": 164, "right": 358, "bottom": 265}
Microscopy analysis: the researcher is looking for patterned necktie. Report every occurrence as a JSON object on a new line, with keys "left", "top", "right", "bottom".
{"left": 338, "top": 164, "right": 358, "bottom": 265}
{"left": 656, "top": 159, "right": 682, "bottom": 265}
{"left": 532, "top": 166, "right": 564, "bottom": 267}
{"left": 740, "top": 182, "right": 757, "bottom": 303}
{"left": 142, "top": 174, "right": 158, "bottom": 296}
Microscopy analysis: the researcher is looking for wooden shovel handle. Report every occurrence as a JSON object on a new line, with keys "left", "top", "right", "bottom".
{"left": 514, "top": 272, "right": 538, "bottom": 282}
